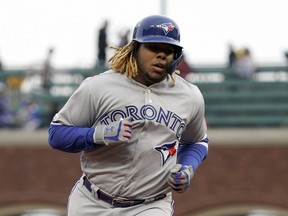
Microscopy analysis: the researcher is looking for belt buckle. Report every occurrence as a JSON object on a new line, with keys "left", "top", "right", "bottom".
{"left": 112, "top": 197, "right": 130, "bottom": 207}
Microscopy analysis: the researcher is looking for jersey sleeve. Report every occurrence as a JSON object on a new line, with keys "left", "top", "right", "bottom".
{"left": 52, "top": 77, "right": 97, "bottom": 127}
{"left": 178, "top": 86, "right": 209, "bottom": 171}
{"left": 48, "top": 77, "right": 98, "bottom": 152}
{"left": 180, "top": 86, "right": 208, "bottom": 144}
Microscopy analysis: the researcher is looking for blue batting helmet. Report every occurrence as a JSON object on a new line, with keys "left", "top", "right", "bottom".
{"left": 132, "top": 15, "right": 183, "bottom": 74}
{"left": 132, "top": 15, "right": 182, "bottom": 49}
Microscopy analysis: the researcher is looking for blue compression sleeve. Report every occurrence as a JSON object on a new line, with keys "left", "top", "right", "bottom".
{"left": 177, "top": 141, "right": 208, "bottom": 172}
{"left": 48, "top": 124, "right": 96, "bottom": 153}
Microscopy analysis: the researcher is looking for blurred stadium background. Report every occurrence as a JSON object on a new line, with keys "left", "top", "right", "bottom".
{"left": 0, "top": 63, "right": 288, "bottom": 216}
{"left": 1, "top": 0, "right": 288, "bottom": 215}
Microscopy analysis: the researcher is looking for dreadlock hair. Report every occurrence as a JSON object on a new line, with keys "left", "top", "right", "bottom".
{"left": 108, "top": 41, "right": 178, "bottom": 86}
{"left": 108, "top": 41, "right": 139, "bottom": 79}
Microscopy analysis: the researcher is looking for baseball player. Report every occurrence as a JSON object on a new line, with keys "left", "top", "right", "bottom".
{"left": 48, "top": 15, "right": 209, "bottom": 216}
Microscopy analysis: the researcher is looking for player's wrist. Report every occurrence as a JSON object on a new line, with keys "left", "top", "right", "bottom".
{"left": 182, "top": 164, "right": 194, "bottom": 179}
{"left": 93, "top": 125, "right": 107, "bottom": 145}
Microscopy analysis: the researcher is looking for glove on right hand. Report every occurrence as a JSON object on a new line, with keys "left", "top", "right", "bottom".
{"left": 167, "top": 164, "right": 194, "bottom": 193}
{"left": 93, "top": 117, "right": 132, "bottom": 145}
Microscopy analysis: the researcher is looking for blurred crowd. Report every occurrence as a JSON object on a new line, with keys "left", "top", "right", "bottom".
{"left": 0, "top": 81, "right": 41, "bottom": 129}
{"left": 228, "top": 44, "right": 256, "bottom": 79}
{"left": 1, "top": 19, "right": 287, "bottom": 130}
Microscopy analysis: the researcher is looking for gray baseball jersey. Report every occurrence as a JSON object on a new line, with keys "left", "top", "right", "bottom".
{"left": 54, "top": 69, "right": 207, "bottom": 199}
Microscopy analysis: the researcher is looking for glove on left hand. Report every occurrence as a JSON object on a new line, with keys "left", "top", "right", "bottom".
{"left": 93, "top": 117, "right": 132, "bottom": 145}
{"left": 167, "top": 164, "right": 194, "bottom": 193}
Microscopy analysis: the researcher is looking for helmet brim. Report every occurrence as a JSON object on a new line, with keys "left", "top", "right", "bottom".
{"left": 134, "top": 36, "right": 183, "bottom": 49}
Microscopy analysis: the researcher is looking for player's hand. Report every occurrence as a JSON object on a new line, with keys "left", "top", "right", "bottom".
{"left": 167, "top": 164, "right": 194, "bottom": 193}
{"left": 93, "top": 117, "right": 132, "bottom": 145}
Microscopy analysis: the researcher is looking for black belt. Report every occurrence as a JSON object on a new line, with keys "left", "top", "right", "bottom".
{"left": 83, "top": 176, "right": 166, "bottom": 208}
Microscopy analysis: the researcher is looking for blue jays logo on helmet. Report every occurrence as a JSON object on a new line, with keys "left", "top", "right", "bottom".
{"left": 154, "top": 141, "right": 177, "bottom": 166}
{"left": 154, "top": 23, "right": 175, "bottom": 35}
{"left": 132, "top": 15, "right": 182, "bottom": 49}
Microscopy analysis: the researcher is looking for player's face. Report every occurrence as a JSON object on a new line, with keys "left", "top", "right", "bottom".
{"left": 135, "top": 43, "right": 175, "bottom": 86}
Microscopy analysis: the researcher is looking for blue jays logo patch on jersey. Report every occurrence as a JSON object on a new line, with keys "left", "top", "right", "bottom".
{"left": 155, "top": 22, "right": 175, "bottom": 35}
{"left": 154, "top": 141, "right": 177, "bottom": 166}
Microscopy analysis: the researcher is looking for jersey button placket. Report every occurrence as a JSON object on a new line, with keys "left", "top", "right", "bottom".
{"left": 147, "top": 89, "right": 153, "bottom": 104}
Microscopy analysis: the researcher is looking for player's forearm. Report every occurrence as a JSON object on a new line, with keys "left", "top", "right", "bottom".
{"left": 177, "top": 137, "right": 209, "bottom": 172}
{"left": 48, "top": 124, "right": 95, "bottom": 153}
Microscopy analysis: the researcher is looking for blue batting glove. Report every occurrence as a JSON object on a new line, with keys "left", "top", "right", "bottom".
{"left": 93, "top": 117, "right": 132, "bottom": 145}
{"left": 167, "top": 164, "right": 194, "bottom": 193}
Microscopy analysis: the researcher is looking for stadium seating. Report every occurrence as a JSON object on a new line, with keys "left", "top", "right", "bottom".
{"left": 191, "top": 66, "right": 288, "bottom": 127}
{"left": 1, "top": 65, "right": 288, "bottom": 128}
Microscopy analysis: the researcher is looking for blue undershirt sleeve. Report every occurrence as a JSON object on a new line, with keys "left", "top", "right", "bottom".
{"left": 48, "top": 124, "right": 96, "bottom": 153}
{"left": 177, "top": 140, "right": 208, "bottom": 172}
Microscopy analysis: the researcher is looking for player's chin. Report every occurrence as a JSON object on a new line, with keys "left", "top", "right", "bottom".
{"left": 148, "top": 76, "right": 165, "bottom": 84}
{"left": 149, "top": 71, "right": 167, "bottom": 82}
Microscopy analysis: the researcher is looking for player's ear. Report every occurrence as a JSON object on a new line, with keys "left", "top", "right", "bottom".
{"left": 134, "top": 41, "right": 141, "bottom": 51}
